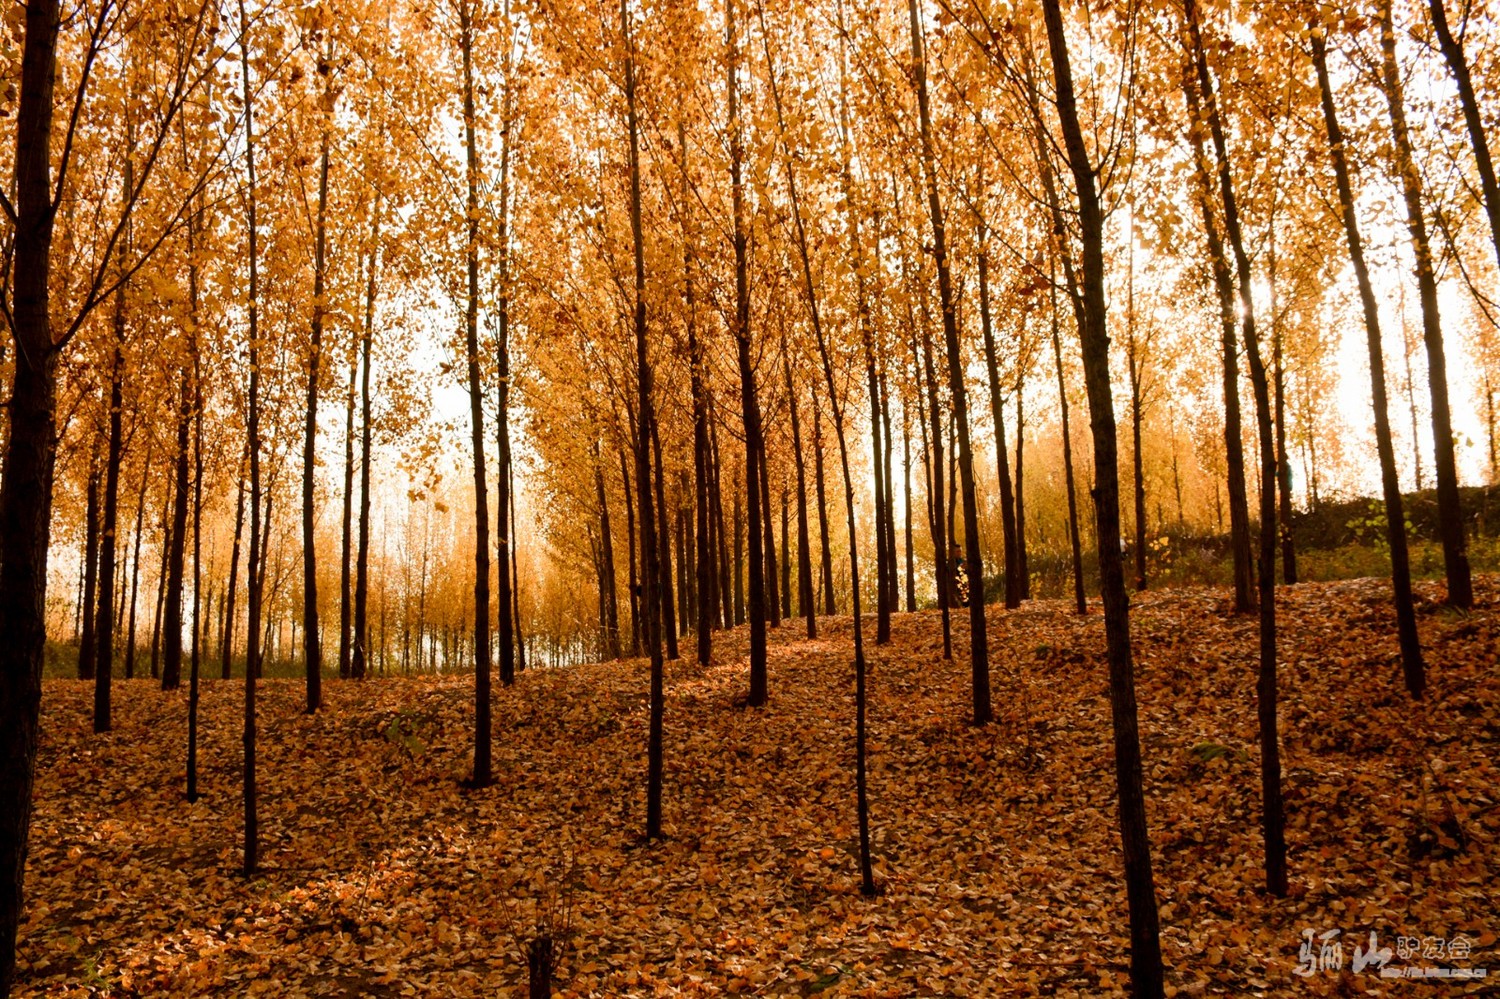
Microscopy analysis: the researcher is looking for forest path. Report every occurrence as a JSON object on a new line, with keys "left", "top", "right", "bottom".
{"left": 18, "top": 577, "right": 1500, "bottom": 996}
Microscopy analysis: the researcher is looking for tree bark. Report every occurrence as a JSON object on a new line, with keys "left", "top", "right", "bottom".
{"left": 338, "top": 349, "right": 355, "bottom": 679}
{"left": 222, "top": 454, "right": 246, "bottom": 679}
{"left": 1379, "top": 0, "right": 1471, "bottom": 608}
{"left": 1178, "top": 45, "right": 1254, "bottom": 614}
{"left": 977, "top": 241, "right": 1020, "bottom": 608}
{"left": 352, "top": 206, "right": 381, "bottom": 682}
{"left": 1312, "top": 27, "right": 1425, "bottom": 697}
{"left": 459, "top": 0, "right": 492, "bottom": 788}
{"left": 623, "top": 0, "right": 665, "bottom": 838}
{"left": 301, "top": 64, "right": 333, "bottom": 712}
{"left": 125, "top": 454, "right": 149, "bottom": 680}
{"left": 1042, "top": 3, "right": 1164, "bottom": 993}
{"left": 728, "top": 0, "right": 766, "bottom": 705}
{"left": 80, "top": 455, "right": 101, "bottom": 679}
{"left": 908, "top": 0, "right": 988, "bottom": 722}
{"left": 237, "top": 0, "right": 263, "bottom": 875}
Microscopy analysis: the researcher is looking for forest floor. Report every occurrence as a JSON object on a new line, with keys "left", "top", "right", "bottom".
{"left": 16, "top": 577, "right": 1500, "bottom": 997}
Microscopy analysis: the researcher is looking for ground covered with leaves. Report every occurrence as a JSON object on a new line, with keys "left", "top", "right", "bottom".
{"left": 17, "top": 576, "right": 1500, "bottom": 996}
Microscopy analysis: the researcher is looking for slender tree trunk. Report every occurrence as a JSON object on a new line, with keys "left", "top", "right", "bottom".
{"left": 511, "top": 478, "right": 525, "bottom": 672}
{"left": 80, "top": 458, "right": 101, "bottom": 679}
{"left": 812, "top": 381, "right": 835, "bottom": 616}
{"left": 712, "top": 415, "right": 734, "bottom": 629}
{"left": 352, "top": 205, "right": 381, "bottom": 682}
{"left": 188, "top": 228, "right": 204, "bottom": 802}
{"left": 1042, "top": 4, "right": 1164, "bottom": 993}
{"left": 94, "top": 224, "right": 130, "bottom": 731}
{"left": 596, "top": 454, "right": 621, "bottom": 659}
{"left": 920, "top": 313, "right": 951, "bottom": 658}
{"left": 758, "top": 435, "right": 779, "bottom": 630}
{"left": 126, "top": 455, "right": 149, "bottom": 680}
{"left": 1179, "top": 62, "right": 1254, "bottom": 613}
{"left": 1127, "top": 233, "right": 1148, "bottom": 592}
{"left": 819, "top": 5, "right": 876, "bottom": 893}
{"left": 1050, "top": 259, "right": 1086, "bottom": 614}
{"left": 908, "top": 0, "right": 988, "bottom": 722}
{"left": 1015, "top": 379, "right": 1030, "bottom": 598}
{"left": 338, "top": 350, "right": 355, "bottom": 679}
{"left": 1312, "top": 28, "right": 1425, "bottom": 697}
{"left": 1269, "top": 223, "right": 1297, "bottom": 584}
{"left": 977, "top": 241, "right": 1020, "bottom": 608}
{"left": 1187, "top": 0, "right": 1287, "bottom": 893}
{"left": 902, "top": 398, "right": 916, "bottom": 612}
{"left": 879, "top": 370, "right": 899, "bottom": 617}
{"left": 652, "top": 418, "right": 679, "bottom": 659}
{"left": 726, "top": 0, "right": 766, "bottom": 707}
{"left": 149, "top": 491, "right": 170, "bottom": 679}
{"left": 222, "top": 458, "right": 246, "bottom": 679}
{"left": 459, "top": 0, "right": 492, "bottom": 787}
{"left": 238, "top": 0, "right": 263, "bottom": 876}
{"left": 623, "top": 0, "right": 666, "bottom": 838}
{"left": 301, "top": 69, "right": 333, "bottom": 713}
{"left": 1379, "top": 0, "right": 1471, "bottom": 607}
{"left": 619, "top": 445, "right": 640, "bottom": 654}
{"left": 786, "top": 349, "right": 816, "bottom": 637}
{"left": 780, "top": 482, "right": 791, "bottom": 620}
{"left": 682, "top": 127, "right": 714, "bottom": 662}
{"left": 164, "top": 367, "right": 192, "bottom": 689}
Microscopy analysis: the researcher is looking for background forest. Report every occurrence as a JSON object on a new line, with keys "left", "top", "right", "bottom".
{"left": 2, "top": 0, "right": 1500, "bottom": 995}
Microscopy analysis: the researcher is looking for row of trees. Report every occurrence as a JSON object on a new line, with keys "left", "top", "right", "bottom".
{"left": 4, "top": 0, "right": 1500, "bottom": 994}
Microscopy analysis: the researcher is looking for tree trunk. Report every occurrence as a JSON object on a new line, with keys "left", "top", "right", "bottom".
{"left": 188, "top": 233, "right": 204, "bottom": 802}
{"left": 977, "top": 241, "right": 1020, "bottom": 609}
{"left": 1187, "top": 0, "right": 1287, "bottom": 893}
{"left": 222, "top": 457, "right": 246, "bottom": 679}
{"left": 459, "top": 0, "right": 492, "bottom": 788}
{"left": 732, "top": 0, "right": 767, "bottom": 707}
{"left": 126, "top": 455, "right": 149, "bottom": 680}
{"left": 1042, "top": 4, "right": 1164, "bottom": 993}
{"left": 811, "top": 380, "right": 836, "bottom": 617}
{"left": 1050, "top": 257, "right": 1086, "bottom": 614}
{"left": 301, "top": 69, "right": 333, "bottom": 713}
{"left": 596, "top": 453, "right": 621, "bottom": 659}
{"left": 352, "top": 206, "right": 381, "bottom": 682}
{"left": 1269, "top": 222, "right": 1297, "bottom": 584}
{"left": 621, "top": 445, "right": 640, "bottom": 654}
{"left": 1379, "top": 0, "right": 1471, "bottom": 607}
{"left": 786, "top": 349, "right": 816, "bottom": 637}
{"left": 623, "top": 0, "right": 665, "bottom": 838}
{"left": 164, "top": 365, "right": 192, "bottom": 689}
{"left": 758, "top": 434, "right": 779, "bottom": 630}
{"left": 338, "top": 349, "right": 355, "bottom": 679}
{"left": 1015, "top": 380, "right": 1030, "bottom": 598}
{"left": 237, "top": 0, "right": 263, "bottom": 876}
{"left": 919, "top": 310, "right": 951, "bottom": 658}
{"left": 902, "top": 398, "right": 916, "bottom": 612}
{"left": 94, "top": 247, "right": 129, "bottom": 731}
{"left": 80, "top": 456, "right": 101, "bottom": 679}
{"left": 908, "top": 0, "right": 987, "bottom": 721}
{"left": 652, "top": 417, "right": 678, "bottom": 660}
{"left": 1312, "top": 27, "right": 1425, "bottom": 696}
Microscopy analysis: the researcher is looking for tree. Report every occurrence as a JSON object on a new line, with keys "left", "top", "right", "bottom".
{"left": 1040, "top": 2, "right": 1165, "bottom": 993}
